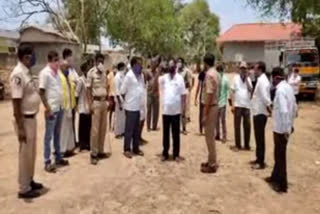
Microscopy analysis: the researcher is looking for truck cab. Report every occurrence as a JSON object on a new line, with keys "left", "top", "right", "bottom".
{"left": 283, "top": 47, "right": 319, "bottom": 99}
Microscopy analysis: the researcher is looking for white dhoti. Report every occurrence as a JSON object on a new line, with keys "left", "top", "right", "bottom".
{"left": 114, "top": 101, "right": 125, "bottom": 136}
{"left": 60, "top": 109, "right": 75, "bottom": 153}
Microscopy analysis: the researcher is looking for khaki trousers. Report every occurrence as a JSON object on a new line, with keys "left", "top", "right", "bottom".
{"left": 90, "top": 101, "right": 108, "bottom": 157}
{"left": 205, "top": 106, "right": 219, "bottom": 166}
{"left": 18, "top": 118, "right": 37, "bottom": 194}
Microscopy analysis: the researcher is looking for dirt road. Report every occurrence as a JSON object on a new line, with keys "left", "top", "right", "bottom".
{"left": 0, "top": 75, "right": 320, "bottom": 214}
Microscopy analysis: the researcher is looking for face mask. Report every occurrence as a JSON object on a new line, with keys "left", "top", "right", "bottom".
{"left": 97, "top": 63, "right": 105, "bottom": 72}
{"left": 63, "top": 69, "right": 69, "bottom": 76}
{"left": 133, "top": 64, "right": 142, "bottom": 75}
{"left": 30, "top": 52, "right": 36, "bottom": 67}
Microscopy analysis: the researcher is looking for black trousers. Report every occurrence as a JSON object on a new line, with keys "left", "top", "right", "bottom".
{"left": 253, "top": 114, "right": 268, "bottom": 165}
{"left": 271, "top": 132, "right": 288, "bottom": 190}
{"left": 124, "top": 110, "right": 140, "bottom": 153}
{"left": 199, "top": 103, "right": 204, "bottom": 134}
{"left": 78, "top": 113, "right": 92, "bottom": 150}
{"left": 162, "top": 115, "right": 180, "bottom": 158}
{"left": 234, "top": 107, "right": 251, "bottom": 149}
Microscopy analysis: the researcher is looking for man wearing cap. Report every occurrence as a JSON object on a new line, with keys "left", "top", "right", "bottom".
{"left": 87, "top": 53, "right": 110, "bottom": 165}
{"left": 11, "top": 43, "right": 43, "bottom": 199}
{"left": 229, "top": 61, "right": 253, "bottom": 151}
{"left": 250, "top": 61, "right": 272, "bottom": 170}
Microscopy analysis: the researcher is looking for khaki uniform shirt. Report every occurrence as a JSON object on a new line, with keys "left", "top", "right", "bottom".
{"left": 87, "top": 66, "right": 108, "bottom": 97}
{"left": 202, "top": 67, "right": 220, "bottom": 106}
{"left": 10, "top": 62, "right": 41, "bottom": 115}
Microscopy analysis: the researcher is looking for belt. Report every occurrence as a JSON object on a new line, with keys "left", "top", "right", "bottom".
{"left": 24, "top": 114, "right": 36, "bottom": 119}
{"left": 93, "top": 96, "right": 107, "bottom": 101}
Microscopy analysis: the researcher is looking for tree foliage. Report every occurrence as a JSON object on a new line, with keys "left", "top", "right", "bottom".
{"left": 246, "top": 0, "right": 320, "bottom": 39}
{"left": 178, "top": 0, "right": 220, "bottom": 62}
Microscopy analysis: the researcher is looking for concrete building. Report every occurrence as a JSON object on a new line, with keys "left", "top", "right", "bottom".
{"left": 20, "top": 26, "right": 81, "bottom": 73}
{"left": 0, "top": 30, "right": 19, "bottom": 68}
{"left": 217, "top": 23, "right": 303, "bottom": 71}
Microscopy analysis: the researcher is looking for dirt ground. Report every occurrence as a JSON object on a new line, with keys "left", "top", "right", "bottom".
{"left": 0, "top": 74, "right": 320, "bottom": 214}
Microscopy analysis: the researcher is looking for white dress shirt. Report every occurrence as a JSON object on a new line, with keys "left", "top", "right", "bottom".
{"left": 288, "top": 74, "right": 301, "bottom": 95}
{"left": 120, "top": 70, "right": 145, "bottom": 112}
{"left": 273, "top": 80, "right": 297, "bottom": 134}
{"left": 251, "top": 73, "right": 272, "bottom": 116}
{"left": 114, "top": 70, "right": 125, "bottom": 100}
{"left": 231, "top": 74, "right": 252, "bottom": 109}
{"left": 76, "top": 75, "right": 89, "bottom": 114}
{"left": 39, "top": 65, "right": 63, "bottom": 112}
{"left": 159, "top": 73, "right": 186, "bottom": 115}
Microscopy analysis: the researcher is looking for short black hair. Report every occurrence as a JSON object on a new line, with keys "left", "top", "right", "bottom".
{"left": 95, "top": 53, "right": 105, "bottom": 62}
{"left": 62, "top": 48, "right": 73, "bottom": 59}
{"left": 47, "top": 51, "right": 59, "bottom": 62}
{"left": 203, "top": 53, "right": 215, "bottom": 67}
{"left": 257, "top": 61, "right": 266, "bottom": 73}
{"left": 130, "top": 56, "right": 142, "bottom": 67}
{"left": 17, "top": 43, "right": 34, "bottom": 60}
{"left": 117, "top": 62, "right": 126, "bottom": 70}
{"left": 178, "top": 57, "right": 185, "bottom": 64}
{"left": 80, "top": 62, "right": 88, "bottom": 72}
{"left": 272, "top": 67, "right": 284, "bottom": 77}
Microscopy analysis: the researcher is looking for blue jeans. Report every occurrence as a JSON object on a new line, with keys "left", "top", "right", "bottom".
{"left": 44, "top": 110, "right": 63, "bottom": 165}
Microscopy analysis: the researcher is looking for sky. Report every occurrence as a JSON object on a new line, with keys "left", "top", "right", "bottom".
{"left": 0, "top": 0, "right": 270, "bottom": 34}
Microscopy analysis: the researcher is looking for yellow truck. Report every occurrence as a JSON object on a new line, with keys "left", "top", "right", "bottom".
{"left": 282, "top": 44, "right": 319, "bottom": 99}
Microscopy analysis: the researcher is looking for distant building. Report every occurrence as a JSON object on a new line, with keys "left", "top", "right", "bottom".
{"left": 20, "top": 26, "right": 81, "bottom": 73}
{"left": 217, "top": 23, "right": 303, "bottom": 70}
{"left": 0, "top": 30, "right": 19, "bottom": 68}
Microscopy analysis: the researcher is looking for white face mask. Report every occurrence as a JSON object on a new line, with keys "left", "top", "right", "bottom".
{"left": 97, "top": 63, "right": 105, "bottom": 72}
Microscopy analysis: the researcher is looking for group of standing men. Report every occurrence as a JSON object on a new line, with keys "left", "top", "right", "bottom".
{"left": 10, "top": 42, "right": 298, "bottom": 199}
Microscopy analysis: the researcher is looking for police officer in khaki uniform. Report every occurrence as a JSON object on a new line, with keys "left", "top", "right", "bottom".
{"left": 87, "top": 53, "right": 109, "bottom": 165}
{"left": 10, "top": 44, "right": 44, "bottom": 199}
{"left": 201, "top": 53, "right": 220, "bottom": 174}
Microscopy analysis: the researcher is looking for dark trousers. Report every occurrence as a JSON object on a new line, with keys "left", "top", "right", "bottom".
{"left": 147, "top": 95, "right": 159, "bottom": 130}
{"left": 234, "top": 107, "right": 251, "bottom": 149}
{"left": 78, "top": 113, "right": 92, "bottom": 150}
{"left": 254, "top": 114, "right": 268, "bottom": 165}
{"left": 124, "top": 110, "right": 140, "bottom": 153}
{"left": 271, "top": 132, "right": 288, "bottom": 190}
{"left": 162, "top": 115, "right": 180, "bottom": 158}
{"left": 199, "top": 103, "right": 204, "bottom": 134}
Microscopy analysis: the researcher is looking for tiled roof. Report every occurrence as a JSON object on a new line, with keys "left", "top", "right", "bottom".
{"left": 217, "top": 23, "right": 302, "bottom": 44}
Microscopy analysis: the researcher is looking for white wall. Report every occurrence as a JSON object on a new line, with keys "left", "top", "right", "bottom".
{"left": 222, "top": 42, "right": 265, "bottom": 63}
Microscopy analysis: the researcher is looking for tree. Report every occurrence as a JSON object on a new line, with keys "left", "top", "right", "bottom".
{"left": 178, "top": 0, "right": 220, "bottom": 62}
{"left": 105, "top": 0, "right": 183, "bottom": 57}
{"left": 246, "top": 0, "right": 320, "bottom": 39}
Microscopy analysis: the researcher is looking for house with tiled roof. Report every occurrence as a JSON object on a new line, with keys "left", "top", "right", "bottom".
{"left": 217, "top": 23, "right": 304, "bottom": 68}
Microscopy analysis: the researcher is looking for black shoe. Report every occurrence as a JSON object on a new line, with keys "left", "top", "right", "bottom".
{"left": 18, "top": 190, "right": 41, "bottom": 199}
{"left": 249, "top": 160, "right": 259, "bottom": 165}
{"left": 252, "top": 163, "right": 267, "bottom": 170}
{"left": 63, "top": 150, "right": 76, "bottom": 158}
{"left": 244, "top": 146, "right": 251, "bottom": 151}
{"left": 98, "top": 152, "right": 111, "bottom": 159}
{"left": 44, "top": 164, "right": 57, "bottom": 173}
{"left": 56, "top": 159, "right": 69, "bottom": 167}
{"left": 90, "top": 157, "right": 99, "bottom": 165}
{"left": 30, "top": 181, "right": 44, "bottom": 190}
{"left": 133, "top": 150, "right": 144, "bottom": 156}
{"left": 161, "top": 156, "right": 169, "bottom": 162}
{"left": 271, "top": 183, "right": 288, "bottom": 193}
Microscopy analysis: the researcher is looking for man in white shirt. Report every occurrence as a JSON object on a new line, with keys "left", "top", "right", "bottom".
{"left": 39, "top": 51, "right": 69, "bottom": 173}
{"left": 63, "top": 48, "right": 79, "bottom": 147}
{"left": 159, "top": 59, "right": 186, "bottom": 162}
{"left": 250, "top": 61, "right": 272, "bottom": 170}
{"left": 114, "top": 62, "right": 126, "bottom": 138}
{"left": 229, "top": 62, "right": 252, "bottom": 151}
{"left": 265, "top": 67, "right": 297, "bottom": 193}
{"left": 288, "top": 68, "right": 301, "bottom": 104}
{"left": 76, "top": 62, "right": 91, "bottom": 151}
{"left": 121, "top": 57, "right": 145, "bottom": 158}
